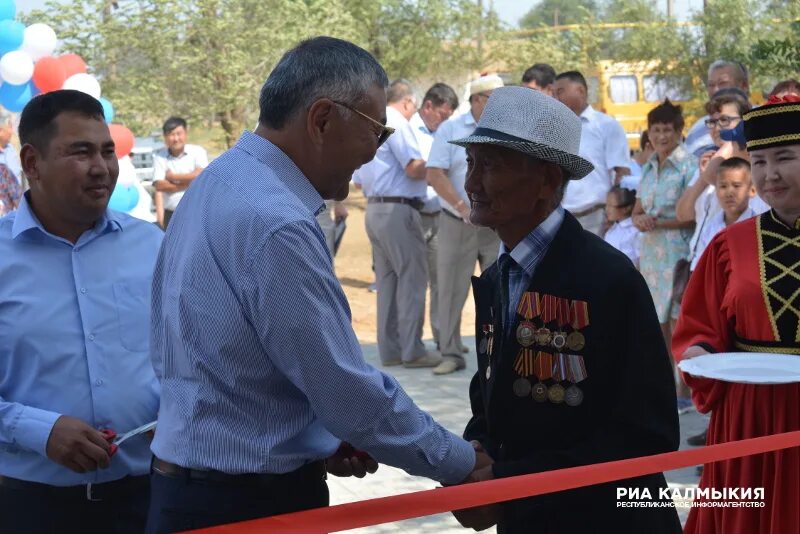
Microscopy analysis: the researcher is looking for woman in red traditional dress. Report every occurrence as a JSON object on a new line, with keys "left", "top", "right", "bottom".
{"left": 673, "top": 95, "right": 800, "bottom": 534}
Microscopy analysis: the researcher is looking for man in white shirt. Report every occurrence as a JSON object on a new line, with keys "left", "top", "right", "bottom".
{"left": 426, "top": 75, "right": 503, "bottom": 375}
{"left": 521, "top": 63, "right": 556, "bottom": 96}
{"left": 554, "top": 71, "right": 630, "bottom": 236}
{"left": 684, "top": 60, "right": 750, "bottom": 157}
{"left": 409, "top": 83, "right": 459, "bottom": 350}
{"left": 153, "top": 117, "right": 209, "bottom": 228}
{"left": 361, "top": 79, "right": 441, "bottom": 368}
{"left": 0, "top": 111, "right": 22, "bottom": 184}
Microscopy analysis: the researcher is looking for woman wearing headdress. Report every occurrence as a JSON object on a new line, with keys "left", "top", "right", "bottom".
{"left": 673, "top": 95, "right": 800, "bottom": 533}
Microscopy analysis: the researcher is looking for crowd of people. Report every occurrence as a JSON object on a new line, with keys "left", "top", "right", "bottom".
{"left": 0, "top": 34, "right": 798, "bottom": 534}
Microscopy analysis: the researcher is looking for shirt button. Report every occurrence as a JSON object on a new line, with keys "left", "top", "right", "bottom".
{"left": 80, "top": 288, "right": 87, "bottom": 294}
{"left": 88, "top": 334, "right": 95, "bottom": 341}
{"left": 95, "top": 379, "right": 103, "bottom": 386}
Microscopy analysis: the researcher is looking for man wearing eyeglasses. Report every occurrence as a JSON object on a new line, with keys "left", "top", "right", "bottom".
{"left": 147, "top": 39, "right": 492, "bottom": 532}
{"left": 358, "top": 79, "right": 443, "bottom": 369}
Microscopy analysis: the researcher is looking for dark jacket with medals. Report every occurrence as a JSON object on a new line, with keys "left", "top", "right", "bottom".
{"left": 465, "top": 212, "right": 681, "bottom": 534}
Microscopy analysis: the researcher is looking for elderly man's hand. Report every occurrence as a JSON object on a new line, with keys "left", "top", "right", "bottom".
{"left": 326, "top": 443, "right": 378, "bottom": 478}
{"left": 633, "top": 214, "right": 657, "bottom": 232}
{"left": 46, "top": 415, "right": 112, "bottom": 473}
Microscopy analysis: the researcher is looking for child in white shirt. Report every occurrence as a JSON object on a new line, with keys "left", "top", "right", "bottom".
{"left": 604, "top": 185, "right": 641, "bottom": 267}
{"left": 691, "top": 157, "right": 756, "bottom": 270}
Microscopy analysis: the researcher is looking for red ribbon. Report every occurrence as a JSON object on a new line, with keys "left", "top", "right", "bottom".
{"left": 194, "top": 431, "right": 800, "bottom": 534}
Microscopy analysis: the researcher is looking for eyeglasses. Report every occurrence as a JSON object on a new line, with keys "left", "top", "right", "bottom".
{"left": 331, "top": 100, "right": 395, "bottom": 147}
{"left": 705, "top": 115, "right": 741, "bottom": 128}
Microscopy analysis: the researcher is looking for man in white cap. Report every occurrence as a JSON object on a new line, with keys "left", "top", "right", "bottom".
{"left": 426, "top": 74, "right": 503, "bottom": 375}
{"left": 361, "top": 79, "right": 442, "bottom": 368}
{"left": 449, "top": 86, "right": 681, "bottom": 533}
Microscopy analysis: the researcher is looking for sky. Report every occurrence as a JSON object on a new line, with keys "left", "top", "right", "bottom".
{"left": 22, "top": 0, "right": 704, "bottom": 27}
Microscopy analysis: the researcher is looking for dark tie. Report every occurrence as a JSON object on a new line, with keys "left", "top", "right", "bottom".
{"left": 498, "top": 253, "right": 513, "bottom": 330}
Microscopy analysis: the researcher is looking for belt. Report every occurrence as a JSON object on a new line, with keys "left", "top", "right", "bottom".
{"left": 734, "top": 336, "right": 800, "bottom": 355}
{"left": 0, "top": 474, "right": 148, "bottom": 502}
{"left": 151, "top": 457, "right": 327, "bottom": 487}
{"left": 368, "top": 196, "right": 424, "bottom": 210}
{"left": 571, "top": 204, "right": 605, "bottom": 218}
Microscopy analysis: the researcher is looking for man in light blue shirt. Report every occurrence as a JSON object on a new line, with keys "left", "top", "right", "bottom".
{"left": 147, "top": 37, "right": 488, "bottom": 533}
{"left": 0, "top": 90, "right": 162, "bottom": 532}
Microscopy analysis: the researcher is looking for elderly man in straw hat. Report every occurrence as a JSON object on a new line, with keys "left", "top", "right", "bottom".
{"left": 450, "top": 87, "right": 681, "bottom": 533}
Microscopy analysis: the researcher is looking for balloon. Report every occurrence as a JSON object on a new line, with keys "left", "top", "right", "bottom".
{"left": 0, "top": 81, "right": 34, "bottom": 113}
{"left": 99, "top": 97, "right": 114, "bottom": 123}
{"left": 108, "top": 124, "right": 134, "bottom": 158}
{"left": 0, "top": 51, "right": 35, "bottom": 85}
{"left": 21, "top": 24, "right": 58, "bottom": 61}
{"left": 63, "top": 72, "right": 101, "bottom": 99}
{"left": 108, "top": 184, "right": 140, "bottom": 212}
{"left": 0, "top": 20, "right": 24, "bottom": 56}
{"left": 58, "top": 53, "right": 87, "bottom": 77}
{"left": 116, "top": 156, "right": 137, "bottom": 187}
{"left": 32, "top": 56, "right": 66, "bottom": 93}
{"left": 0, "top": 0, "right": 14, "bottom": 21}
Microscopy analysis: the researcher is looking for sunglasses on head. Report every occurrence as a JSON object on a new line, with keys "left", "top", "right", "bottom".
{"left": 331, "top": 100, "right": 395, "bottom": 147}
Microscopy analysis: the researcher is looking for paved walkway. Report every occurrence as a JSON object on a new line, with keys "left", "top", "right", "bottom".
{"left": 328, "top": 338, "right": 706, "bottom": 533}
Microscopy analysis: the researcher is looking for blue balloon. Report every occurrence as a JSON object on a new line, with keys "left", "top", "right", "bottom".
{"left": 99, "top": 97, "right": 114, "bottom": 123}
{"left": 0, "top": 19, "right": 24, "bottom": 55}
{"left": 0, "top": 0, "right": 14, "bottom": 22}
{"left": 108, "top": 184, "right": 140, "bottom": 212}
{"left": 0, "top": 81, "right": 33, "bottom": 113}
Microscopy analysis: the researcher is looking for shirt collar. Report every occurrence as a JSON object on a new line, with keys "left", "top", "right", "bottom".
{"left": 11, "top": 192, "right": 122, "bottom": 241}
{"left": 464, "top": 111, "right": 477, "bottom": 127}
{"left": 617, "top": 217, "right": 634, "bottom": 229}
{"left": 233, "top": 131, "right": 325, "bottom": 216}
{"left": 499, "top": 206, "right": 565, "bottom": 277}
{"left": 579, "top": 105, "right": 596, "bottom": 122}
{"left": 645, "top": 143, "right": 689, "bottom": 170}
{"left": 410, "top": 112, "right": 430, "bottom": 135}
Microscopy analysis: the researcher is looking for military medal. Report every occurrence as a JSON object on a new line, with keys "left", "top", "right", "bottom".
{"left": 547, "top": 383, "right": 565, "bottom": 403}
{"left": 552, "top": 298, "right": 570, "bottom": 350}
{"left": 486, "top": 367, "right": 491, "bottom": 379}
{"left": 565, "top": 385, "right": 584, "bottom": 406}
{"left": 535, "top": 327, "right": 552, "bottom": 346}
{"left": 481, "top": 322, "right": 495, "bottom": 380}
{"left": 566, "top": 331, "right": 585, "bottom": 351}
{"left": 512, "top": 349, "right": 536, "bottom": 397}
{"left": 540, "top": 294, "right": 557, "bottom": 325}
{"left": 532, "top": 381, "right": 548, "bottom": 402}
{"left": 513, "top": 378, "right": 532, "bottom": 397}
{"left": 568, "top": 299, "right": 590, "bottom": 351}
{"left": 516, "top": 321, "right": 536, "bottom": 347}
{"left": 564, "top": 354, "right": 588, "bottom": 407}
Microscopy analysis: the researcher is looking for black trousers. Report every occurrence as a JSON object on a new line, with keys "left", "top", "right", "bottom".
{"left": 145, "top": 467, "right": 329, "bottom": 533}
{"left": 0, "top": 475, "right": 150, "bottom": 534}
{"left": 163, "top": 209, "right": 175, "bottom": 229}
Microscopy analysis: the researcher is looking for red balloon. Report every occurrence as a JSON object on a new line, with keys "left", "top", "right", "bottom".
{"left": 32, "top": 56, "right": 67, "bottom": 93}
{"left": 108, "top": 124, "right": 134, "bottom": 159}
{"left": 58, "top": 53, "right": 87, "bottom": 78}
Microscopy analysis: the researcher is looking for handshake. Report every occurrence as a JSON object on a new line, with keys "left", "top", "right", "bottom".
{"left": 326, "top": 440, "right": 499, "bottom": 531}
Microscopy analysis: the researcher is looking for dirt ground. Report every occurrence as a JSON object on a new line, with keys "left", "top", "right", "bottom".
{"left": 334, "top": 187, "right": 477, "bottom": 346}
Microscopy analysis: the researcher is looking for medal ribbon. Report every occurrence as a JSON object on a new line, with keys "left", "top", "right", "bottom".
{"left": 566, "top": 354, "right": 587, "bottom": 383}
{"left": 551, "top": 353, "right": 568, "bottom": 381}
{"left": 534, "top": 351, "right": 553, "bottom": 380}
{"left": 513, "top": 349, "right": 536, "bottom": 377}
{"left": 541, "top": 294, "right": 557, "bottom": 323}
{"left": 570, "top": 300, "right": 590, "bottom": 330}
{"left": 556, "top": 298, "right": 571, "bottom": 328}
{"left": 516, "top": 293, "right": 532, "bottom": 319}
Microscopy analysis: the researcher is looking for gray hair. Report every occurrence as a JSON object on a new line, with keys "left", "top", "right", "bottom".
{"left": 258, "top": 36, "right": 388, "bottom": 129}
{"left": 0, "top": 110, "right": 12, "bottom": 127}
{"left": 708, "top": 60, "right": 748, "bottom": 84}
{"left": 387, "top": 79, "right": 416, "bottom": 105}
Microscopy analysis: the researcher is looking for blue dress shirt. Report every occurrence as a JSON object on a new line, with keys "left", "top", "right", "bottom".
{"left": 499, "top": 206, "right": 565, "bottom": 330}
{"left": 0, "top": 195, "right": 163, "bottom": 486}
{"left": 150, "top": 131, "right": 474, "bottom": 484}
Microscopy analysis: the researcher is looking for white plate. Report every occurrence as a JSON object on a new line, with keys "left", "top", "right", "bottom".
{"left": 678, "top": 352, "right": 800, "bottom": 384}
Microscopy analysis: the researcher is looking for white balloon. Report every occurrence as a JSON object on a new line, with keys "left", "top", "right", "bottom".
{"left": 0, "top": 50, "right": 34, "bottom": 85}
{"left": 21, "top": 24, "right": 58, "bottom": 61}
{"left": 116, "top": 155, "right": 137, "bottom": 187}
{"left": 63, "top": 72, "right": 101, "bottom": 99}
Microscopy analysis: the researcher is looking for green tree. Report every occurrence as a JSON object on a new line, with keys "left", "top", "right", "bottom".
{"left": 520, "top": 0, "right": 598, "bottom": 28}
